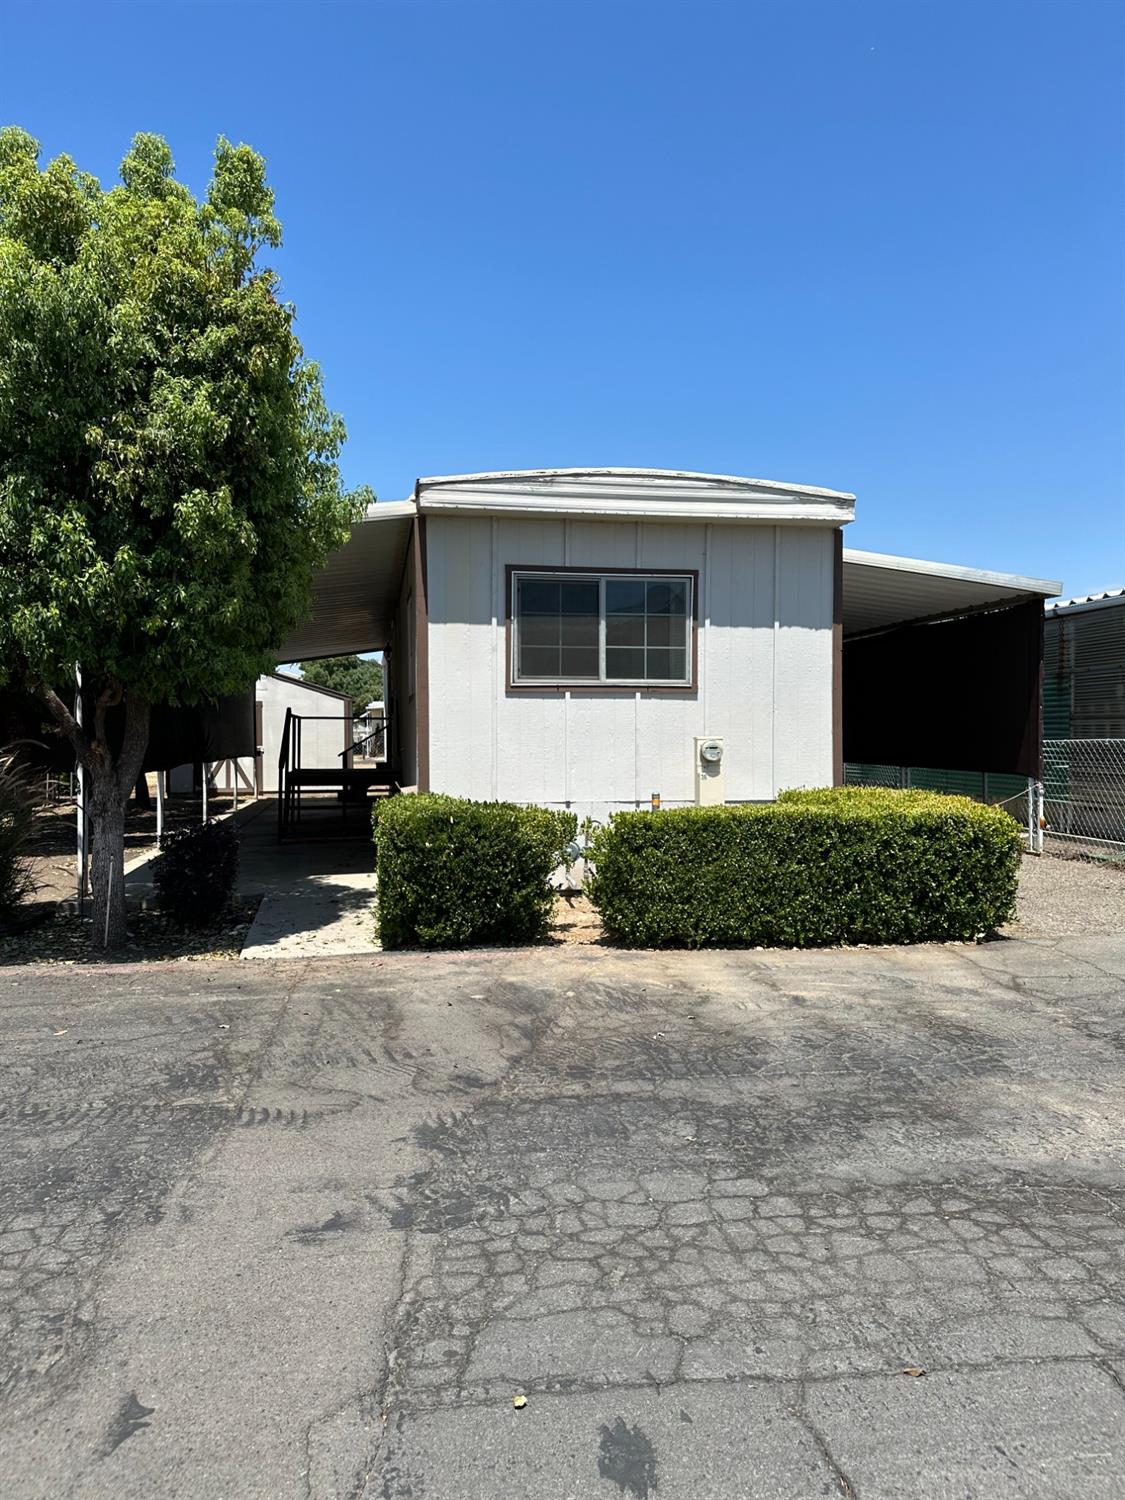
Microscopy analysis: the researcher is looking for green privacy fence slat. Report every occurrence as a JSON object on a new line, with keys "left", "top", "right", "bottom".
{"left": 1043, "top": 677, "right": 1071, "bottom": 740}
{"left": 845, "top": 765, "right": 1026, "bottom": 804}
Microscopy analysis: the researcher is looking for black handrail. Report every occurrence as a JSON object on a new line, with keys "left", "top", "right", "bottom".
{"left": 340, "top": 716, "right": 388, "bottom": 762}
{"left": 277, "top": 711, "right": 392, "bottom": 841}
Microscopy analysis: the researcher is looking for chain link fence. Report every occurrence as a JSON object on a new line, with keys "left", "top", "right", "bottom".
{"left": 845, "top": 743, "right": 1125, "bottom": 865}
{"left": 1041, "top": 738, "right": 1125, "bottom": 861}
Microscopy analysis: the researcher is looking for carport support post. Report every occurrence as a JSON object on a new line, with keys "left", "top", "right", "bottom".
{"left": 155, "top": 772, "right": 164, "bottom": 844}
{"left": 1027, "top": 777, "right": 1044, "bottom": 855}
{"left": 75, "top": 666, "right": 89, "bottom": 909}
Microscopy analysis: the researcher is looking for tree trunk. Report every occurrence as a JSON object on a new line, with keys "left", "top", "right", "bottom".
{"left": 87, "top": 693, "right": 151, "bottom": 952}
{"left": 90, "top": 773, "right": 128, "bottom": 949}
{"left": 38, "top": 682, "right": 150, "bottom": 952}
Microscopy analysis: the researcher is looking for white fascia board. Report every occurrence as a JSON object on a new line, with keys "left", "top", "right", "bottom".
{"left": 844, "top": 548, "right": 1061, "bottom": 598}
{"left": 418, "top": 493, "right": 853, "bottom": 524}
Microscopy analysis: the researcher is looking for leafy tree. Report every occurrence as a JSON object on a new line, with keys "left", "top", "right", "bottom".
{"left": 298, "top": 654, "right": 383, "bottom": 714}
{"left": 0, "top": 128, "right": 366, "bottom": 947}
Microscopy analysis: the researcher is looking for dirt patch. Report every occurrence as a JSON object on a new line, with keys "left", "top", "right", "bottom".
{"left": 0, "top": 898, "right": 261, "bottom": 966}
{"left": 550, "top": 892, "right": 607, "bottom": 945}
{"left": 19, "top": 794, "right": 240, "bottom": 907}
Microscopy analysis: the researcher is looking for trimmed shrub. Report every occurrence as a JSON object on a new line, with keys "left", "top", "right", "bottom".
{"left": 153, "top": 820, "right": 240, "bottom": 925}
{"left": 373, "top": 794, "right": 578, "bottom": 949}
{"left": 586, "top": 786, "right": 1022, "bottom": 948}
{"left": 0, "top": 748, "right": 35, "bottom": 919}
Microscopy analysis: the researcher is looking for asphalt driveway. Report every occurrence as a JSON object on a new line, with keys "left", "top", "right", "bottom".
{"left": 1, "top": 933, "right": 1124, "bottom": 1498}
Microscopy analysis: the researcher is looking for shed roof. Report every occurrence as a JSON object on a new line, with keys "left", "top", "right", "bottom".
{"left": 266, "top": 672, "right": 353, "bottom": 702}
{"left": 1044, "top": 588, "right": 1124, "bottom": 617}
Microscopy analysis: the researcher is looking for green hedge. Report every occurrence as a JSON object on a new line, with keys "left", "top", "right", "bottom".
{"left": 586, "top": 786, "right": 1023, "bottom": 948}
{"left": 373, "top": 794, "right": 577, "bottom": 949}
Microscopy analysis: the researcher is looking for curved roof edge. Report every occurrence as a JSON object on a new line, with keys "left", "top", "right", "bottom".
{"left": 415, "top": 466, "right": 856, "bottom": 501}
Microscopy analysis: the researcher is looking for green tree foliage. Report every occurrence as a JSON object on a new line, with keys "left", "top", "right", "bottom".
{"left": 298, "top": 655, "right": 383, "bottom": 714}
{"left": 0, "top": 127, "right": 366, "bottom": 946}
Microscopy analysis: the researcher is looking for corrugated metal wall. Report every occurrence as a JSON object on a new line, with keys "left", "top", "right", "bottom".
{"left": 1045, "top": 600, "right": 1125, "bottom": 739}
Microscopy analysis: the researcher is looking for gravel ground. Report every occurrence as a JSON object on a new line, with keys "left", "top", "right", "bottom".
{"left": 1005, "top": 851, "right": 1125, "bottom": 938}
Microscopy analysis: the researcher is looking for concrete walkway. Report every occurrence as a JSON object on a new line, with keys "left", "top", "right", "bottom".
{"left": 124, "top": 797, "right": 379, "bottom": 959}
{"left": 235, "top": 800, "right": 378, "bottom": 959}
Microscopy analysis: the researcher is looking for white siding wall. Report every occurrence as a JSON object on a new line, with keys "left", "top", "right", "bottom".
{"left": 425, "top": 516, "right": 835, "bottom": 821}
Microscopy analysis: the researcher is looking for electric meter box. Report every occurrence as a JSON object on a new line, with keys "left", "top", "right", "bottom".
{"left": 694, "top": 737, "right": 725, "bottom": 805}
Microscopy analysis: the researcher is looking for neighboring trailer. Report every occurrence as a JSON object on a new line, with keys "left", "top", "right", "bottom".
{"left": 1044, "top": 590, "right": 1125, "bottom": 739}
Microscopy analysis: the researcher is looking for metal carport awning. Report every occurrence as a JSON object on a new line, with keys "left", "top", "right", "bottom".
{"left": 841, "top": 549, "right": 1061, "bottom": 782}
{"left": 842, "top": 549, "right": 1061, "bottom": 637}
{"left": 275, "top": 501, "right": 416, "bottom": 661}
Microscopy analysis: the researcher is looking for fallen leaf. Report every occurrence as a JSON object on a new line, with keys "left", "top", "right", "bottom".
{"left": 513, "top": 1394, "right": 527, "bottom": 1410}
{"left": 901, "top": 1366, "right": 927, "bottom": 1378}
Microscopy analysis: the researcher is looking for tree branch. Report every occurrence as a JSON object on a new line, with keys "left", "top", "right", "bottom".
{"left": 37, "top": 683, "right": 92, "bottom": 770}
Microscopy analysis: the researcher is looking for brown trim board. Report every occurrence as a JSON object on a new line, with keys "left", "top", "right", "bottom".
{"left": 832, "top": 529, "right": 844, "bottom": 786}
{"left": 412, "top": 517, "right": 430, "bottom": 792}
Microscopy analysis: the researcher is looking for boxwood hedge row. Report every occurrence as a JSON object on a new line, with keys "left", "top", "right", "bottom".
{"left": 586, "top": 786, "right": 1022, "bottom": 948}
{"left": 373, "top": 794, "right": 577, "bottom": 949}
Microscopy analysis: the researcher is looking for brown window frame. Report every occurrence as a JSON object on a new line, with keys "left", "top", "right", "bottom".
{"left": 505, "top": 565, "right": 699, "bottom": 693}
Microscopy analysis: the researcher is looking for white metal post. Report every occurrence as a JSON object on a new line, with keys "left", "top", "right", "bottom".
{"left": 1034, "top": 778, "right": 1045, "bottom": 854}
{"left": 1027, "top": 776, "right": 1045, "bottom": 854}
{"left": 75, "top": 667, "right": 89, "bottom": 906}
{"left": 156, "top": 772, "right": 164, "bottom": 843}
{"left": 202, "top": 764, "right": 209, "bottom": 823}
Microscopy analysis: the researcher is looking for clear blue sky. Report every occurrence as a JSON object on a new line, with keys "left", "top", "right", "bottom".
{"left": 6, "top": 0, "right": 1123, "bottom": 597}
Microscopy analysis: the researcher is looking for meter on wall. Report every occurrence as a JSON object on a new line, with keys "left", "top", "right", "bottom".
{"left": 694, "top": 737, "right": 725, "bottom": 805}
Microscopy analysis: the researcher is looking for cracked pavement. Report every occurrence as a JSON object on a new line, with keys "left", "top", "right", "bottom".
{"left": 1, "top": 933, "right": 1124, "bottom": 1497}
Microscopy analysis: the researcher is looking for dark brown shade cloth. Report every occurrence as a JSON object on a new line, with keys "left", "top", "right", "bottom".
{"left": 1, "top": 686, "right": 256, "bottom": 773}
{"left": 843, "top": 599, "right": 1043, "bottom": 778}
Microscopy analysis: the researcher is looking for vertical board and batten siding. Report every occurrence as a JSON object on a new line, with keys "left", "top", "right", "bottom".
{"left": 425, "top": 514, "right": 835, "bottom": 820}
